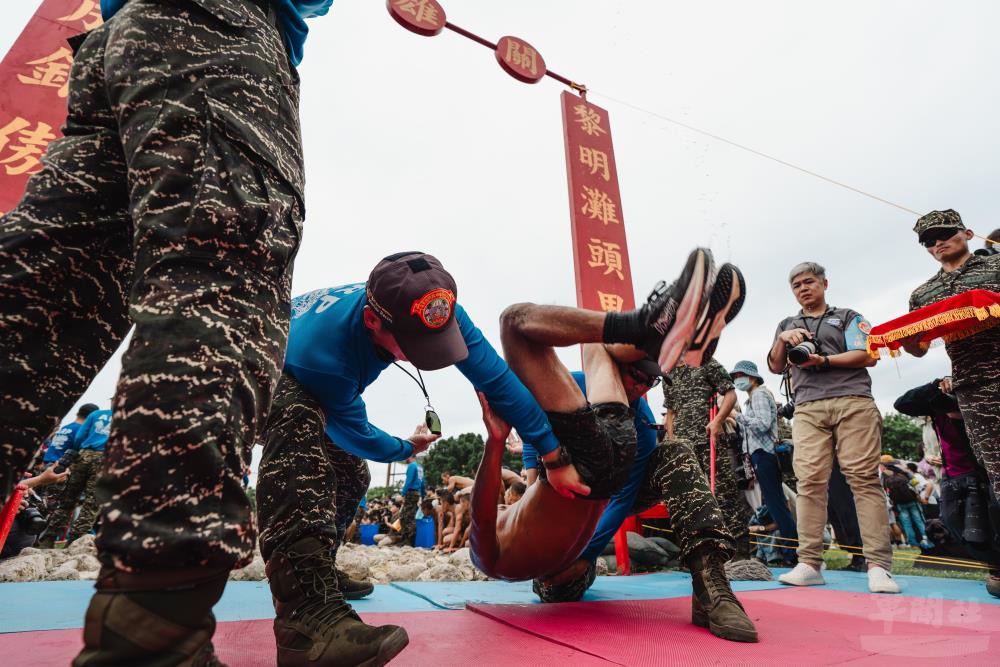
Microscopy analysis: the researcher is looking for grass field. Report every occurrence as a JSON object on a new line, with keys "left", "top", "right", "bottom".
{"left": 823, "top": 546, "right": 988, "bottom": 582}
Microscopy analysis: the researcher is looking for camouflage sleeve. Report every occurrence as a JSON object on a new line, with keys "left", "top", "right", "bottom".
{"left": 708, "top": 359, "right": 735, "bottom": 394}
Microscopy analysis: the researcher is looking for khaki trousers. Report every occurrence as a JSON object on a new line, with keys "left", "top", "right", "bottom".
{"left": 792, "top": 395, "right": 891, "bottom": 569}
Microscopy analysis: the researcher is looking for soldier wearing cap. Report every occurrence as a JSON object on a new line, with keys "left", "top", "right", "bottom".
{"left": 904, "top": 210, "right": 1000, "bottom": 506}
{"left": 254, "top": 251, "right": 589, "bottom": 665}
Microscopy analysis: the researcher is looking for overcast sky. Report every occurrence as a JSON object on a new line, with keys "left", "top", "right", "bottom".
{"left": 3, "top": 1, "right": 998, "bottom": 486}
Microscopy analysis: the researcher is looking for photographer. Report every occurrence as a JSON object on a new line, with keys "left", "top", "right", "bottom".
{"left": 1, "top": 467, "right": 68, "bottom": 559}
{"left": 731, "top": 361, "right": 798, "bottom": 565}
{"left": 767, "top": 262, "right": 898, "bottom": 593}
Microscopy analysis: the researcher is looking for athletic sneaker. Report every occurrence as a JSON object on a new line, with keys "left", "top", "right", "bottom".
{"left": 637, "top": 247, "right": 716, "bottom": 373}
{"left": 777, "top": 562, "right": 825, "bottom": 587}
{"left": 683, "top": 262, "right": 746, "bottom": 368}
{"left": 867, "top": 565, "right": 900, "bottom": 594}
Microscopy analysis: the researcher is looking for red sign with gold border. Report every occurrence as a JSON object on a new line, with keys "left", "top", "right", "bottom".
{"left": 0, "top": 0, "right": 100, "bottom": 214}
{"left": 495, "top": 36, "right": 546, "bottom": 84}
{"left": 561, "top": 91, "right": 635, "bottom": 313}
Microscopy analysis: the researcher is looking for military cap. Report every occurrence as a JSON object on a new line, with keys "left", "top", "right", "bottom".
{"left": 913, "top": 209, "right": 965, "bottom": 241}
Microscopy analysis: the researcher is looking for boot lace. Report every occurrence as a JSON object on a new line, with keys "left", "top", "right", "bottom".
{"left": 704, "top": 554, "right": 741, "bottom": 608}
{"left": 287, "top": 546, "right": 356, "bottom": 628}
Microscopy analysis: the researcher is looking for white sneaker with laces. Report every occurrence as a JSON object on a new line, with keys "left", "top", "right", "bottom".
{"left": 778, "top": 562, "right": 825, "bottom": 587}
{"left": 868, "top": 565, "right": 900, "bottom": 593}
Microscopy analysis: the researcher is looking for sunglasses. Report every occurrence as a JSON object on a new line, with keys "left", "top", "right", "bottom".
{"left": 626, "top": 366, "right": 661, "bottom": 388}
{"left": 920, "top": 228, "right": 961, "bottom": 248}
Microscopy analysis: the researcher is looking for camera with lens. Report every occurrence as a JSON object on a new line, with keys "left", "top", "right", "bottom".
{"left": 777, "top": 401, "right": 796, "bottom": 420}
{"left": 787, "top": 336, "right": 822, "bottom": 366}
{"left": 961, "top": 476, "right": 989, "bottom": 544}
{"left": 16, "top": 506, "right": 48, "bottom": 535}
{"left": 54, "top": 449, "right": 79, "bottom": 474}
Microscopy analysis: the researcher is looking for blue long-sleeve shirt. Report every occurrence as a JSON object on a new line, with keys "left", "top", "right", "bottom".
{"left": 522, "top": 372, "right": 659, "bottom": 563}
{"left": 71, "top": 410, "right": 113, "bottom": 452}
{"left": 402, "top": 461, "right": 425, "bottom": 496}
{"left": 101, "top": 1, "right": 332, "bottom": 67}
{"left": 285, "top": 284, "right": 559, "bottom": 464}
{"left": 43, "top": 422, "right": 81, "bottom": 463}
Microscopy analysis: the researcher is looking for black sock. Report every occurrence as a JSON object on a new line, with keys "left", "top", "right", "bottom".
{"left": 602, "top": 309, "right": 644, "bottom": 345}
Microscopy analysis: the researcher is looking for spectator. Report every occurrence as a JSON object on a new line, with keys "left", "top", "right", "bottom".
{"left": 768, "top": 261, "right": 898, "bottom": 593}
{"left": 441, "top": 471, "right": 474, "bottom": 493}
{"left": 906, "top": 461, "right": 939, "bottom": 520}
{"left": 37, "top": 403, "right": 99, "bottom": 504}
{"left": 446, "top": 491, "right": 472, "bottom": 552}
{"left": 895, "top": 378, "right": 1000, "bottom": 597}
{"left": 731, "top": 360, "right": 797, "bottom": 565}
{"left": 434, "top": 491, "right": 457, "bottom": 549}
{"left": 505, "top": 481, "right": 526, "bottom": 505}
{"left": 1, "top": 466, "right": 69, "bottom": 559}
{"left": 399, "top": 454, "right": 426, "bottom": 546}
{"left": 37, "top": 408, "right": 112, "bottom": 548}
{"left": 974, "top": 227, "right": 1000, "bottom": 257}
{"left": 748, "top": 505, "right": 782, "bottom": 565}
{"left": 883, "top": 466, "right": 931, "bottom": 548}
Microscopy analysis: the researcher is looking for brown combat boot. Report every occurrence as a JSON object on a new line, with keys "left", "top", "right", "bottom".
{"left": 688, "top": 547, "right": 758, "bottom": 643}
{"left": 74, "top": 565, "right": 230, "bottom": 666}
{"left": 336, "top": 567, "right": 374, "bottom": 600}
{"left": 266, "top": 536, "right": 408, "bottom": 666}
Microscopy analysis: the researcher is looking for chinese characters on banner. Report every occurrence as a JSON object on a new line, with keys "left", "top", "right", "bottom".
{"left": 0, "top": 0, "right": 99, "bottom": 214}
{"left": 561, "top": 91, "right": 636, "bottom": 313}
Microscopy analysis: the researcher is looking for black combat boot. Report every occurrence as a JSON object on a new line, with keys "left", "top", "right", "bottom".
{"left": 688, "top": 547, "right": 758, "bottom": 643}
{"left": 266, "top": 536, "right": 408, "bottom": 666}
{"left": 74, "top": 565, "right": 229, "bottom": 666}
{"left": 336, "top": 568, "right": 374, "bottom": 600}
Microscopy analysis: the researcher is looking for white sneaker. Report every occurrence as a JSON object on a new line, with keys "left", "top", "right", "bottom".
{"left": 868, "top": 565, "right": 900, "bottom": 594}
{"left": 778, "top": 562, "right": 825, "bottom": 587}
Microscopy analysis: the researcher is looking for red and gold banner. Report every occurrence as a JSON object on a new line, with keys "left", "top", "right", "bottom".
{"left": 0, "top": 0, "right": 100, "bottom": 214}
{"left": 866, "top": 289, "right": 1000, "bottom": 359}
{"left": 561, "top": 91, "right": 636, "bottom": 313}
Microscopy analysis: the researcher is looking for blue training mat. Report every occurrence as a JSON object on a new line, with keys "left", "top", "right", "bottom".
{"left": 0, "top": 580, "right": 444, "bottom": 634}
{"left": 391, "top": 571, "right": 787, "bottom": 610}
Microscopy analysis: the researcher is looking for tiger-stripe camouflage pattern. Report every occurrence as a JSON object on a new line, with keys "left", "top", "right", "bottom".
{"left": 632, "top": 437, "right": 735, "bottom": 563}
{"left": 664, "top": 360, "right": 752, "bottom": 557}
{"left": 535, "top": 436, "right": 732, "bottom": 603}
{"left": 910, "top": 252, "right": 1000, "bottom": 501}
{"left": 257, "top": 372, "right": 371, "bottom": 562}
{"left": 39, "top": 450, "right": 105, "bottom": 547}
{"left": 0, "top": 0, "right": 303, "bottom": 572}
{"left": 400, "top": 490, "right": 420, "bottom": 546}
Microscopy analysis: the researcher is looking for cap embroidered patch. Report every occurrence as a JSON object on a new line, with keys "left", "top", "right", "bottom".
{"left": 411, "top": 288, "right": 455, "bottom": 329}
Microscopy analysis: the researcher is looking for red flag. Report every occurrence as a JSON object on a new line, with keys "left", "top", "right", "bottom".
{"left": 0, "top": 0, "right": 101, "bottom": 214}
{"left": 561, "top": 91, "right": 636, "bottom": 313}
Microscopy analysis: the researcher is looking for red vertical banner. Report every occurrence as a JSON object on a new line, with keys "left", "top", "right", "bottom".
{"left": 0, "top": 0, "right": 101, "bottom": 214}
{"left": 561, "top": 91, "right": 636, "bottom": 314}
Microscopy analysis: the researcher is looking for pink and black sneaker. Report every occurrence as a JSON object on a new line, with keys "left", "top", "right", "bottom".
{"left": 637, "top": 248, "right": 716, "bottom": 374}
{"left": 683, "top": 262, "right": 746, "bottom": 368}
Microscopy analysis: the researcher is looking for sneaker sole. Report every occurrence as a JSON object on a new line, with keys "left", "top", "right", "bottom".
{"left": 657, "top": 248, "right": 713, "bottom": 373}
{"left": 683, "top": 263, "right": 745, "bottom": 368}
{"left": 359, "top": 627, "right": 410, "bottom": 667}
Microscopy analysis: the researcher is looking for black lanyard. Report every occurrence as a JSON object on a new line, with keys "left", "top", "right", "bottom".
{"left": 393, "top": 362, "right": 433, "bottom": 411}
{"left": 794, "top": 306, "right": 832, "bottom": 341}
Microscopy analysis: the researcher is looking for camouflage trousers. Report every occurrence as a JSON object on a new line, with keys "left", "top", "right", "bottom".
{"left": 400, "top": 491, "right": 420, "bottom": 546}
{"left": 257, "top": 373, "right": 371, "bottom": 562}
{"left": 689, "top": 435, "right": 751, "bottom": 557}
{"left": 0, "top": 0, "right": 303, "bottom": 571}
{"left": 633, "top": 437, "right": 735, "bottom": 563}
{"left": 957, "top": 379, "right": 1000, "bottom": 501}
{"left": 43, "top": 450, "right": 105, "bottom": 544}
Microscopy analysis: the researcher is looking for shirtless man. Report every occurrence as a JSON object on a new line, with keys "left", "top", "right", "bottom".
{"left": 470, "top": 249, "right": 745, "bottom": 582}
{"left": 441, "top": 471, "right": 474, "bottom": 493}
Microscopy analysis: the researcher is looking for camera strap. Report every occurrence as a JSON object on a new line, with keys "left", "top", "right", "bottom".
{"left": 794, "top": 306, "right": 832, "bottom": 342}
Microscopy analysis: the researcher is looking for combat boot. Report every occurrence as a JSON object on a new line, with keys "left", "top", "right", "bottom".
{"left": 689, "top": 547, "right": 758, "bottom": 643}
{"left": 74, "top": 565, "right": 229, "bottom": 666}
{"left": 267, "top": 536, "right": 408, "bottom": 666}
{"left": 336, "top": 567, "right": 374, "bottom": 600}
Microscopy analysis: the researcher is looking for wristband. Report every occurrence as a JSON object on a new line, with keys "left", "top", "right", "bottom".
{"left": 542, "top": 447, "right": 572, "bottom": 471}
